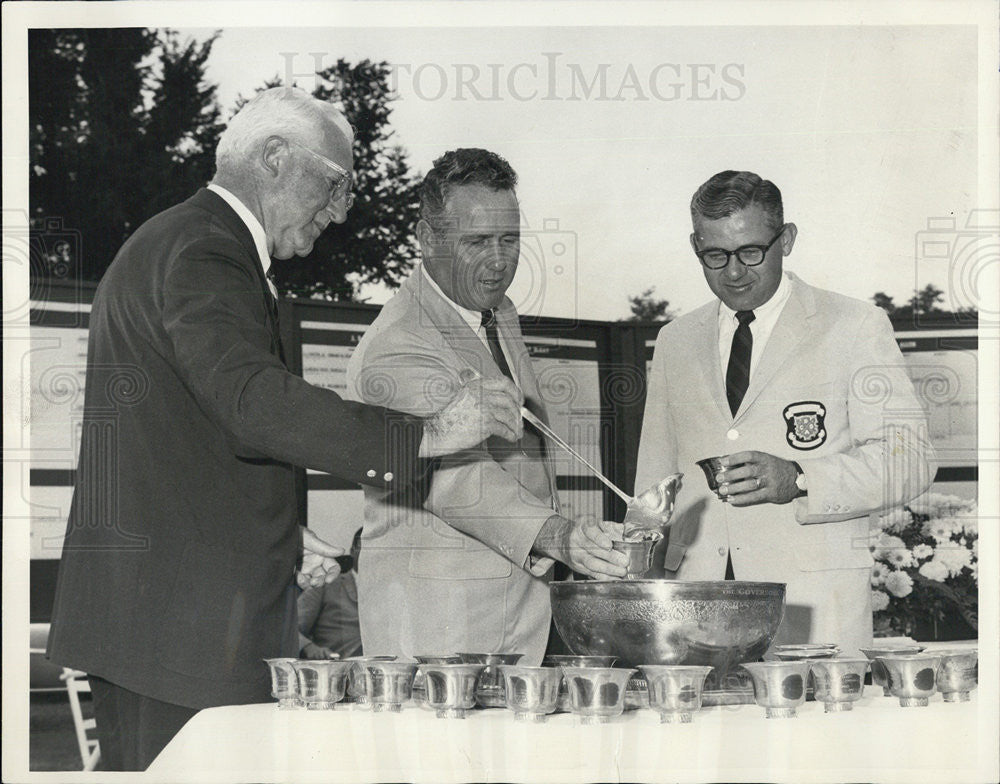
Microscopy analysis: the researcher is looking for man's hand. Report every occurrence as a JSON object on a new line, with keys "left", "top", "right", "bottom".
{"left": 716, "top": 451, "right": 800, "bottom": 506}
{"left": 301, "top": 642, "right": 338, "bottom": 660}
{"left": 419, "top": 370, "right": 524, "bottom": 457}
{"left": 533, "top": 515, "right": 629, "bottom": 579}
{"left": 297, "top": 526, "right": 344, "bottom": 590}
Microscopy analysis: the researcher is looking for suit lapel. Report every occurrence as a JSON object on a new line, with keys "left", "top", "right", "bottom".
{"left": 736, "top": 275, "right": 814, "bottom": 419}
{"left": 190, "top": 188, "right": 283, "bottom": 359}
{"left": 691, "top": 303, "right": 732, "bottom": 422}
{"left": 409, "top": 270, "right": 559, "bottom": 510}
{"left": 408, "top": 269, "right": 500, "bottom": 379}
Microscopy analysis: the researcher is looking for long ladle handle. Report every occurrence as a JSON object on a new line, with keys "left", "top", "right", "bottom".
{"left": 521, "top": 407, "right": 633, "bottom": 504}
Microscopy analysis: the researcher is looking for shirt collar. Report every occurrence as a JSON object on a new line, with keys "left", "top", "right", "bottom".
{"left": 420, "top": 265, "right": 486, "bottom": 335}
{"left": 207, "top": 183, "right": 272, "bottom": 277}
{"left": 718, "top": 270, "right": 792, "bottom": 325}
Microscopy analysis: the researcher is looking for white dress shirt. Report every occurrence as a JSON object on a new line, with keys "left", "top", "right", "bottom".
{"left": 717, "top": 271, "right": 792, "bottom": 380}
{"left": 207, "top": 183, "right": 276, "bottom": 298}
{"left": 420, "top": 265, "right": 520, "bottom": 387}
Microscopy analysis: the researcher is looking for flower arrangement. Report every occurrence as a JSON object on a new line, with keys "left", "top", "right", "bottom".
{"left": 869, "top": 492, "right": 978, "bottom": 639}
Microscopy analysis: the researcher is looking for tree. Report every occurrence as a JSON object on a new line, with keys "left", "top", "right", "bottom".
{"left": 31, "top": 35, "right": 423, "bottom": 302}
{"left": 29, "top": 28, "right": 222, "bottom": 282}
{"left": 909, "top": 283, "right": 945, "bottom": 315}
{"left": 623, "top": 287, "right": 675, "bottom": 322}
{"left": 270, "top": 59, "right": 421, "bottom": 300}
{"left": 872, "top": 283, "right": 976, "bottom": 323}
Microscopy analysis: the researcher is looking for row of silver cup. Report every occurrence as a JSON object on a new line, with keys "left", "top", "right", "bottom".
{"left": 748, "top": 643, "right": 978, "bottom": 717}
{"left": 266, "top": 646, "right": 977, "bottom": 720}
{"left": 264, "top": 652, "right": 712, "bottom": 723}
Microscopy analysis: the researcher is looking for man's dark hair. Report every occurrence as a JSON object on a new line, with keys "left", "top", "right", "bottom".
{"left": 690, "top": 170, "right": 784, "bottom": 230}
{"left": 420, "top": 148, "right": 518, "bottom": 225}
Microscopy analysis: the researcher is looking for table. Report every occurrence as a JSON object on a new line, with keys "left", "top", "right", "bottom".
{"left": 148, "top": 686, "right": 989, "bottom": 783}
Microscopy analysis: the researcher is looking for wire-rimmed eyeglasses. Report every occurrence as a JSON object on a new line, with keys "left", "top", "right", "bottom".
{"left": 290, "top": 141, "right": 356, "bottom": 211}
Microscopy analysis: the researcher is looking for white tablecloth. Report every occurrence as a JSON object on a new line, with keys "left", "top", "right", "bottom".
{"left": 147, "top": 686, "right": 988, "bottom": 783}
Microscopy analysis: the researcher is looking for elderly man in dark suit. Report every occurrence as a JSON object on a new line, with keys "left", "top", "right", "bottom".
{"left": 46, "top": 87, "right": 523, "bottom": 770}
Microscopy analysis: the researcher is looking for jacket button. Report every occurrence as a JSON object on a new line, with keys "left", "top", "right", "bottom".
{"left": 718, "top": 547, "right": 726, "bottom": 556}
{"left": 383, "top": 472, "right": 394, "bottom": 483}
{"left": 726, "top": 429, "right": 739, "bottom": 440}
{"left": 366, "top": 469, "right": 377, "bottom": 478}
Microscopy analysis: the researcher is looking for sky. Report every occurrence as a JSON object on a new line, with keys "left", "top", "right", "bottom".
{"left": 174, "top": 22, "right": 979, "bottom": 321}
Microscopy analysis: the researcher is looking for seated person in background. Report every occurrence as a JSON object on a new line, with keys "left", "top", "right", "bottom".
{"left": 298, "top": 530, "right": 363, "bottom": 660}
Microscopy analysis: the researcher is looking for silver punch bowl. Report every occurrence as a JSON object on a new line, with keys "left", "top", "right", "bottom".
{"left": 550, "top": 580, "right": 786, "bottom": 687}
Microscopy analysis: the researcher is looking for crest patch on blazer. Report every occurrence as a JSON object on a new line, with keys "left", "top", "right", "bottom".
{"left": 783, "top": 401, "right": 827, "bottom": 450}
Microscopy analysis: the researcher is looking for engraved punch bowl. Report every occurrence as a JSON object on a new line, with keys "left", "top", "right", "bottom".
{"left": 550, "top": 580, "right": 786, "bottom": 688}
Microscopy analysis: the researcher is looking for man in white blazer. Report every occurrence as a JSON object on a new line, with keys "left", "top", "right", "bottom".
{"left": 347, "top": 149, "right": 627, "bottom": 663}
{"left": 635, "top": 171, "right": 936, "bottom": 656}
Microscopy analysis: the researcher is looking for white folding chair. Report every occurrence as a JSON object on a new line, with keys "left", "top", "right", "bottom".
{"left": 59, "top": 668, "right": 101, "bottom": 771}
{"left": 29, "top": 623, "right": 65, "bottom": 693}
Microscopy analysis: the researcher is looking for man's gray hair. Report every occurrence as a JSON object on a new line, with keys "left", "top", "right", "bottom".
{"left": 215, "top": 86, "right": 352, "bottom": 173}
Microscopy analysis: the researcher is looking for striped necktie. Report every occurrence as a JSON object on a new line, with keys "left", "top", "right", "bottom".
{"left": 480, "top": 309, "right": 514, "bottom": 380}
{"left": 725, "top": 310, "right": 755, "bottom": 416}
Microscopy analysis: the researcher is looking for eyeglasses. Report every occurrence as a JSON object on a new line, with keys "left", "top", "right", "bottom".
{"left": 693, "top": 225, "right": 786, "bottom": 269}
{"left": 289, "top": 141, "right": 355, "bottom": 211}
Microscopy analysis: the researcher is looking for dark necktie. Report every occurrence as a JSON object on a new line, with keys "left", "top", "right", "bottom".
{"left": 480, "top": 309, "right": 514, "bottom": 380}
{"left": 725, "top": 310, "right": 755, "bottom": 416}
{"left": 480, "top": 309, "right": 546, "bottom": 454}
{"left": 265, "top": 269, "right": 285, "bottom": 365}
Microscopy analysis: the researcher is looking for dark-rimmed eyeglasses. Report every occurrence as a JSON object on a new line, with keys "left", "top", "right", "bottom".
{"left": 290, "top": 141, "right": 355, "bottom": 211}
{"left": 694, "top": 225, "right": 786, "bottom": 269}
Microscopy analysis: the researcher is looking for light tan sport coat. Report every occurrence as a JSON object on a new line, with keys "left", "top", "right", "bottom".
{"left": 346, "top": 266, "right": 560, "bottom": 663}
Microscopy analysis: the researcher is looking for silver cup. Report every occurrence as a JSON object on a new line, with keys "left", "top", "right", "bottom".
{"left": 695, "top": 456, "right": 726, "bottom": 495}
{"left": 263, "top": 657, "right": 300, "bottom": 709}
{"left": 458, "top": 653, "right": 524, "bottom": 708}
{"left": 770, "top": 644, "right": 838, "bottom": 700}
{"left": 345, "top": 655, "right": 397, "bottom": 707}
{"left": 809, "top": 658, "right": 869, "bottom": 712}
{"left": 741, "top": 661, "right": 811, "bottom": 718}
{"left": 560, "top": 666, "right": 636, "bottom": 724}
{"left": 544, "top": 656, "right": 619, "bottom": 712}
{"left": 418, "top": 663, "right": 485, "bottom": 719}
{"left": 292, "top": 659, "right": 353, "bottom": 710}
{"left": 640, "top": 664, "right": 714, "bottom": 723}
{"left": 860, "top": 646, "right": 923, "bottom": 696}
{"left": 411, "top": 654, "right": 462, "bottom": 705}
{"left": 771, "top": 643, "right": 840, "bottom": 659}
{"left": 612, "top": 538, "right": 659, "bottom": 580}
{"left": 936, "top": 648, "right": 978, "bottom": 702}
{"left": 498, "top": 665, "right": 562, "bottom": 723}
{"left": 878, "top": 652, "right": 942, "bottom": 707}
{"left": 357, "top": 660, "right": 418, "bottom": 712}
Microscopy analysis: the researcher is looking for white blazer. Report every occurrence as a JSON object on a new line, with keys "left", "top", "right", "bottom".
{"left": 635, "top": 273, "right": 936, "bottom": 654}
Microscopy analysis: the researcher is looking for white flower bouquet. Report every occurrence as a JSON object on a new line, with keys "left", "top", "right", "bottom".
{"left": 869, "top": 492, "right": 978, "bottom": 638}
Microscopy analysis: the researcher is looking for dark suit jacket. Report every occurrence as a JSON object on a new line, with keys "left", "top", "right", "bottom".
{"left": 47, "top": 188, "right": 423, "bottom": 709}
